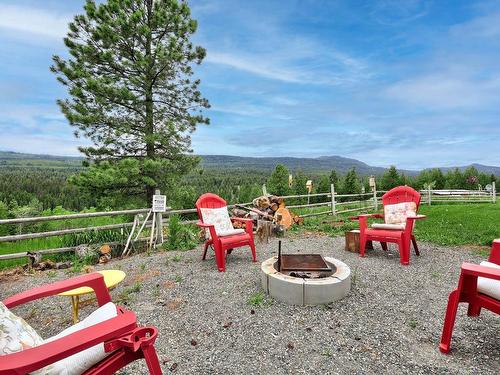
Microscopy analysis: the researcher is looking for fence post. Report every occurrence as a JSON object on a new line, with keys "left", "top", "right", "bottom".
{"left": 330, "top": 184, "right": 336, "bottom": 216}
{"left": 154, "top": 189, "right": 164, "bottom": 246}
{"left": 262, "top": 184, "right": 267, "bottom": 195}
{"left": 493, "top": 181, "right": 496, "bottom": 203}
{"left": 427, "top": 188, "right": 432, "bottom": 205}
{"left": 373, "top": 184, "right": 378, "bottom": 211}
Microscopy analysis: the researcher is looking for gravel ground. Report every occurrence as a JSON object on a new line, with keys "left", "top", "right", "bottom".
{"left": 1, "top": 235, "right": 499, "bottom": 375}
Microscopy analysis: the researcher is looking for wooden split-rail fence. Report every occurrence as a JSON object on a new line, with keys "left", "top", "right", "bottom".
{"left": 0, "top": 181, "right": 496, "bottom": 265}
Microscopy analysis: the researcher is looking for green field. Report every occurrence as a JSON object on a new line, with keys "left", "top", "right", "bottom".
{"left": 293, "top": 201, "right": 500, "bottom": 249}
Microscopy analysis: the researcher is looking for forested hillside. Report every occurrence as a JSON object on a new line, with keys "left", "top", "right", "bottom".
{"left": 0, "top": 151, "right": 498, "bottom": 223}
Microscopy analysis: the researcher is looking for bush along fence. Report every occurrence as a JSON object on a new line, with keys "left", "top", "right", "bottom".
{"left": 0, "top": 181, "right": 496, "bottom": 267}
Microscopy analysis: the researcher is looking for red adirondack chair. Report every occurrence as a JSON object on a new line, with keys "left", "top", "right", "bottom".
{"left": 357, "top": 186, "right": 426, "bottom": 265}
{"left": 0, "top": 273, "right": 162, "bottom": 374}
{"left": 196, "top": 193, "right": 256, "bottom": 272}
{"left": 439, "top": 239, "right": 500, "bottom": 353}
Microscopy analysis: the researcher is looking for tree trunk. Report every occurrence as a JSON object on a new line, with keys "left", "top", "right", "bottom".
{"left": 145, "top": 0, "right": 155, "bottom": 202}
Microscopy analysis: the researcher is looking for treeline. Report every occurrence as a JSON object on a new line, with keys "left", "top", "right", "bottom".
{"left": 266, "top": 164, "right": 498, "bottom": 198}
{"left": 0, "top": 164, "right": 497, "bottom": 224}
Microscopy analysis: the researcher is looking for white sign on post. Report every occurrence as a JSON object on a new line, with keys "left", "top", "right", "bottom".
{"left": 152, "top": 195, "right": 166, "bottom": 213}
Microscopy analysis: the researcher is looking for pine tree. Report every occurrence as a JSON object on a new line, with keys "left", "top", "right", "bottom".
{"left": 293, "top": 170, "right": 308, "bottom": 196}
{"left": 380, "top": 166, "right": 401, "bottom": 190}
{"left": 52, "top": 0, "right": 209, "bottom": 203}
{"left": 342, "top": 168, "right": 360, "bottom": 195}
{"left": 329, "top": 169, "right": 339, "bottom": 188}
{"left": 267, "top": 164, "right": 290, "bottom": 196}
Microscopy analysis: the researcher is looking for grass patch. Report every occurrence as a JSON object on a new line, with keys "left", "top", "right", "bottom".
{"left": 172, "top": 254, "right": 182, "bottom": 262}
{"left": 247, "top": 291, "right": 273, "bottom": 307}
{"left": 117, "top": 282, "right": 141, "bottom": 304}
{"left": 408, "top": 319, "right": 418, "bottom": 329}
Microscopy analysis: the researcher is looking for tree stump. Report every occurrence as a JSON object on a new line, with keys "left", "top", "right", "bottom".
{"left": 256, "top": 220, "right": 273, "bottom": 243}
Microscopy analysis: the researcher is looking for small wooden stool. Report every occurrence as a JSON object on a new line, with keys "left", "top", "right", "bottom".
{"left": 345, "top": 230, "right": 373, "bottom": 253}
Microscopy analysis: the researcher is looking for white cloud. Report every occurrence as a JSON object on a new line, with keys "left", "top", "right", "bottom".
{"left": 385, "top": 73, "right": 500, "bottom": 109}
{"left": 0, "top": 5, "right": 72, "bottom": 39}
{"left": 0, "top": 133, "right": 82, "bottom": 156}
{"left": 449, "top": 11, "right": 500, "bottom": 38}
{"left": 206, "top": 51, "right": 308, "bottom": 84}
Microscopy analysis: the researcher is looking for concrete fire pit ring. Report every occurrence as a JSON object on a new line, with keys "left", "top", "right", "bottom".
{"left": 260, "top": 256, "right": 351, "bottom": 306}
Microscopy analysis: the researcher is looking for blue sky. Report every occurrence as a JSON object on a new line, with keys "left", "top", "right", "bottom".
{"left": 0, "top": 0, "right": 499, "bottom": 169}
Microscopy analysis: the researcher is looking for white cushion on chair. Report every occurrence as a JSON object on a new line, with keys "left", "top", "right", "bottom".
{"left": 371, "top": 223, "right": 406, "bottom": 230}
{"left": 200, "top": 206, "right": 235, "bottom": 238}
{"left": 35, "top": 302, "right": 118, "bottom": 375}
{"left": 477, "top": 261, "right": 500, "bottom": 300}
{"left": 217, "top": 228, "right": 245, "bottom": 237}
{"left": 0, "top": 301, "right": 117, "bottom": 375}
{"left": 0, "top": 301, "right": 43, "bottom": 355}
{"left": 384, "top": 202, "right": 417, "bottom": 224}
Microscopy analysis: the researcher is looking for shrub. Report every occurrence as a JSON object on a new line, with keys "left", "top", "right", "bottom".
{"left": 163, "top": 214, "right": 199, "bottom": 251}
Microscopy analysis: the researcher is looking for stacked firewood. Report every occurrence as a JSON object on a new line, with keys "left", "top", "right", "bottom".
{"left": 231, "top": 195, "right": 304, "bottom": 230}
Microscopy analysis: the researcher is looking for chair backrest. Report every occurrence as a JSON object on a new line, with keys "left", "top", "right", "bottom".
{"left": 195, "top": 193, "right": 227, "bottom": 222}
{"left": 382, "top": 185, "right": 421, "bottom": 208}
{"left": 490, "top": 239, "right": 500, "bottom": 265}
{"left": 382, "top": 186, "right": 421, "bottom": 225}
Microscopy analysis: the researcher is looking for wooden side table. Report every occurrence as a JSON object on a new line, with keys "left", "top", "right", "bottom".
{"left": 59, "top": 270, "right": 126, "bottom": 323}
{"left": 345, "top": 230, "right": 373, "bottom": 253}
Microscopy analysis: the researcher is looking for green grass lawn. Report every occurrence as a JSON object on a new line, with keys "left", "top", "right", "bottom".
{"left": 293, "top": 201, "right": 500, "bottom": 249}
{"left": 415, "top": 202, "right": 500, "bottom": 247}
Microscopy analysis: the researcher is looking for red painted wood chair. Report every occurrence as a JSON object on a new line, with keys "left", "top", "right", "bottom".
{"left": 439, "top": 239, "right": 500, "bottom": 354}
{"left": 0, "top": 273, "right": 162, "bottom": 374}
{"left": 357, "top": 186, "right": 426, "bottom": 265}
{"left": 196, "top": 193, "right": 256, "bottom": 272}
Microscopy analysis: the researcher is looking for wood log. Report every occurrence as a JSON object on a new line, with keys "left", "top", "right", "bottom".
{"left": 100, "top": 244, "right": 111, "bottom": 254}
{"left": 232, "top": 220, "right": 247, "bottom": 229}
{"left": 253, "top": 196, "right": 271, "bottom": 209}
{"left": 235, "top": 204, "right": 274, "bottom": 220}
{"left": 231, "top": 208, "right": 247, "bottom": 218}
{"left": 270, "top": 203, "right": 279, "bottom": 212}
{"left": 275, "top": 207, "right": 293, "bottom": 229}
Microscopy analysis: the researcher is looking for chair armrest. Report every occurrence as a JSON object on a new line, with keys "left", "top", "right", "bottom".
{"left": 231, "top": 217, "right": 253, "bottom": 234}
{"left": 350, "top": 214, "right": 384, "bottom": 221}
{"left": 461, "top": 262, "right": 500, "bottom": 281}
{"left": 196, "top": 221, "right": 214, "bottom": 228}
{"left": 196, "top": 221, "right": 217, "bottom": 239}
{"left": 2, "top": 273, "right": 111, "bottom": 309}
{"left": 0, "top": 308, "right": 137, "bottom": 374}
{"left": 356, "top": 213, "right": 385, "bottom": 231}
{"left": 406, "top": 214, "right": 426, "bottom": 221}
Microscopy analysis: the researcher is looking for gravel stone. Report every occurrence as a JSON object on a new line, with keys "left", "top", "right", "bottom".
{"left": 1, "top": 234, "right": 499, "bottom": 374}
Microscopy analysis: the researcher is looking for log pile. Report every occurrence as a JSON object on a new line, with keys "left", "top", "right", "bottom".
{"left": 231, "top": 195, "right": 304, "bottom": 230}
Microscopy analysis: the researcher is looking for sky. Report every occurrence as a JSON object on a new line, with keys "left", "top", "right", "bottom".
{"left": 0, "top": 0, "right": 499, "bottom": 170}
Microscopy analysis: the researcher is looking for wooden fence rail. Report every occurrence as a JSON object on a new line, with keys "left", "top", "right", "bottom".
{"left": 0, "top": 182, "right": 496, "bottom": 264}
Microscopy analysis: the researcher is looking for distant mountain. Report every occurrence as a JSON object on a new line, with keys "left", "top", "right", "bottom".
{"left": 0, "top": 151, "right": 82, "bottom": 169}
{"left": 199, "top": 155, "right": 389, "bottom": 174}
{"left": 1, "top": 150, "right": 499, "bottom": 176}
{"left": 429, "top": 163, "right": 500, "bottom": 176}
